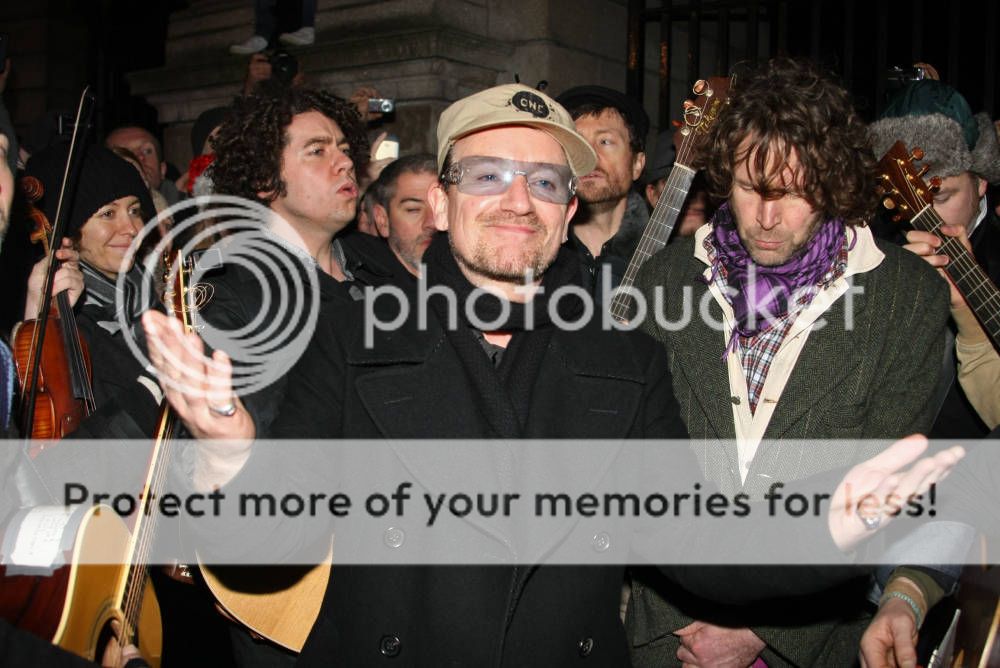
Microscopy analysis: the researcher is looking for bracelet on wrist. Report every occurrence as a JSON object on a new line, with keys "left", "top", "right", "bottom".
{"left": 879, "top": 590, "right": 925, "bottom": 629}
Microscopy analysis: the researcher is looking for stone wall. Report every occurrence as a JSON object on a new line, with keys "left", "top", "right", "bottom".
{"left": 127, "top": 0, "right": 640, "bottom": 168}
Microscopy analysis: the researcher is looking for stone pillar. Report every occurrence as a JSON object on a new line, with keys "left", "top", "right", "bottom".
{"left": 127, "top": 0, "right": 638, "bottom": 168}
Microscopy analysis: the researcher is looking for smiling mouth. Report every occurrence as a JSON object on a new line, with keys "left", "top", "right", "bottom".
{"left": 487, "top": 223, "right": 540, "bottom": 235}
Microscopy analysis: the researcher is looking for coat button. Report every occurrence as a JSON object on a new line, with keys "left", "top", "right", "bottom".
{"left": 731, "top": 396, "right": 740, "bottom": 405}
{"left": 384, "top": 527, "right": 405, "bottom": 549}
{"left": 591, "top": 532, "right": 611, "bottom": 552}
{"left": 578, "top": 636, "right": 594, "bottom": 657}
{"left": 379, "top": 635, "right": 401, "bottom": 657}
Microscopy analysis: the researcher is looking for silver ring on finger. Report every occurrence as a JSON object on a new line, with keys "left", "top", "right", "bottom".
{"left": 856, "top": 504, "right": 882, "bottom": 531}
{"left": 208, "top": 401, "right": 238, "bottom": 417}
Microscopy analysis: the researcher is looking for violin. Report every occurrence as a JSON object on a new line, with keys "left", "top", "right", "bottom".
{"left": 11, "top": 175, "right": 96, "bottom": 441}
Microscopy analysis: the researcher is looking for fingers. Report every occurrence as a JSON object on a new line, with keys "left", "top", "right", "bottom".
{"left": 673, "top": 621, "right": 705, "bottom": 636}
{"left": 857, "top": 635, "right": 880, "bottom": 668}
{"left": 51, "top": 263, "right": 85, "bottom": 305}
{"left": 142, "top": 311, "right": 254, "bottom": 441}
{"left": 904, "top": 225, "right": 971, "bottom": 263}
{"left": 370, "top": 131, "right": 389, "bottom": 151}
{"left": 859, "top": 434, "right": 928, "bottom": 476}
{"left": 675, "top": 645, "right": 698, "bottom": 666}
{"left": 879, "top": 445, "right": 965, "bottom": 520}
{"left": 891, "top": 616, "right": 918, "bottom": 668}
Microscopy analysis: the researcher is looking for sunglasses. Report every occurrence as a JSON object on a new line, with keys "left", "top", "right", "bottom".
{"left": 441, "top": 156, "right": 577, "bottom": 204}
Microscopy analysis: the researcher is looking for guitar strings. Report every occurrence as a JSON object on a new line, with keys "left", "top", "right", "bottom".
{"left": 609, "top": 90, "right": 717, "bottom": 321}
{"left": 119, "top": 258, "right": 191, "bottom": 644}
{"left": 912, "top": 205, "right": 1000, "bottom": 335}
{"left": 610, "top": 166, "right": 694, "bottom": 320}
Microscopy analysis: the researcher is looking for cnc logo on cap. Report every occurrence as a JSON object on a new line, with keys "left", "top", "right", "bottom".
{"left": 511, "top": 91, "right": 550, "bottom": 119}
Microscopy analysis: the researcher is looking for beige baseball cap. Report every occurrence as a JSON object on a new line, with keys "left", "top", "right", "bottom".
{"left": 436, "top": 83, "right": 597, "bottom": 177}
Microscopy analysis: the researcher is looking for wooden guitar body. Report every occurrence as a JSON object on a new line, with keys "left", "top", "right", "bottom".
{"left": 0, "top": 505, "right": 162, "bottom": 665}
{"left": 200, "top": 548, "right": 331, "bottom": 652}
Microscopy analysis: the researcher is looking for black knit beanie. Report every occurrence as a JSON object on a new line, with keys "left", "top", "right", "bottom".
{"left": 191, "top": 106, "right": 230, "bottom": 156}
{"left": 25, "top": 143, "right": 155, "bottom": 237}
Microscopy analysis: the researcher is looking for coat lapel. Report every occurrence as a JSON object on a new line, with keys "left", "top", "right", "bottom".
{"left": 350, "top": 319, "right": 520, "bottom": 551}
{"left": 764, "top": 280, "right": 870, "bottom": 440}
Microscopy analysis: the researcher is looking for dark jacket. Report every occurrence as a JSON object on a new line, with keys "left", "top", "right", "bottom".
{"left": 627, "top": 232, "right": 950, "bottom": 667}
{"left": 188, "top": 280, "right": 863, "bottom": 667}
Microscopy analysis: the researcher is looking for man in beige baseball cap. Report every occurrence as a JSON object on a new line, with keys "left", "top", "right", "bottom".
{"left": 136, "top": 82, "right": 961, "bottom": 667}
{"left": 427, "top": 82, "right": 596, "bottom": 302}
{"left": 435, "top": 83, "right": 596, "bottom": 177}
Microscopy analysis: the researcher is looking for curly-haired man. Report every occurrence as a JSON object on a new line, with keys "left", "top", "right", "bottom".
{"left": 211, "top": 81, "right": 368, "bottom": 270}
{"left": 627, "top": 58, "right": 950, "bottom": 668}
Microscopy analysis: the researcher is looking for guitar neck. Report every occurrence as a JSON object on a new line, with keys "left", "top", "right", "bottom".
{"left": 912, "top": 206, "right": 1000, "bottom": 348}
{"left": 609, "top": 163, "right": 697, "bottom": 322}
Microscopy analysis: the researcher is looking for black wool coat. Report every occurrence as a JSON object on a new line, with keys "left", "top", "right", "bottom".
{"left": 193, "top": 287, "right": 862, "bottom": 668}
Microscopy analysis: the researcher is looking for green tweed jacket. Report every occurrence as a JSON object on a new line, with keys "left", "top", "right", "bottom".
{"left": 627, "top": 233, "right": 950, "bottom": 667}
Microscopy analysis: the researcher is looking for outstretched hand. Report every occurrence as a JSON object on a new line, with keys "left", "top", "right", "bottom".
{"left": 142, "top": 310, "right": 255, "bottom": 488}
{"left": 828, "top": 435, "right": 964, "bottom": 552}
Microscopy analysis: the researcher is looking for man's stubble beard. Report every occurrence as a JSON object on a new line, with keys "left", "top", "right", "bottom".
{"left": 391, "top": 231, "right": 436, "bottom": 274}
{"left": 449, "top": 212, "right": 554, "bottom": 283}
{"left": 576, "top": 170, "right": 632, "bottom": 206}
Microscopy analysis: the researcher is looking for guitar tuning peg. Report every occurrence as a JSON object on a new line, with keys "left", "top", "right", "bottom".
{"left": 882, "top": 197, "right": 896, "bottom": 210}
{"left": 683, "top": 106, "right": 702, "bottom": 124}
{"left": 911, "top": 147, "right": 924, "bottom": 161}
{"left": 671, "top": 119, "right": 683, "bottom": 128}
{"left": 900, "top": 204, "right": 910, "bottom": 211}
{"left": 929, "top": 176, "right": 942, "bottom": 191}
{"left": 692, "top": 79, "right": 708, "bottom": 95}
{"left": 917, "top": 165, "right": 929, "bottom": 178}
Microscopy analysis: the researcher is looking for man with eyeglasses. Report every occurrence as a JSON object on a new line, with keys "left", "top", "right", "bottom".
{"left": 141, "top": 83, "right": 961, "bottom": 666}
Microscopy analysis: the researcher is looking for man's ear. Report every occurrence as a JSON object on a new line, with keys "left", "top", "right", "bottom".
{"left": 977, "top": 176, "right": 988, "bottom": 199}
{"left": 428, "top": 183, "right": 450, "bottom": 232}
{"left": 561, "top": 196, "right": 579, "bottom": 242}
{"left": 159, "top": 161, "right": 167, "bottom": 181}
{"left": 645, "top": 183, "right": 658, "bottom": 209}
{"left": 372, "top": 204, "right": 390, "bottom": 239}
{"left": 631, "top": 151, "right": 646, "bottom": 182}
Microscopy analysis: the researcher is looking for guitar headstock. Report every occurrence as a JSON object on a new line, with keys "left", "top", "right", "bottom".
{"left": 674, "top": 75, "right": 733, "bottom": 168}
{"left": 876, "top": 140, "right": 940, "bottom": 224}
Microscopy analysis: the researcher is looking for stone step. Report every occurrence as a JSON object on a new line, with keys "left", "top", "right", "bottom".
{"left": 164, "top": 0, "right": 489, "bottom": 63}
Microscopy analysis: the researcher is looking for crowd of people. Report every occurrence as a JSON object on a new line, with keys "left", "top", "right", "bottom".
{"left": 0, "top": 45, "right": 997, "bottom": 668}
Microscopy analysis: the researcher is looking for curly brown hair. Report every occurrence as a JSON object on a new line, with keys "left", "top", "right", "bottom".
{"left": 702, "top": 58, "right": 877, "bottom": 226}
{"left": 211, "top": 81, "right": 369, "bottom": 206}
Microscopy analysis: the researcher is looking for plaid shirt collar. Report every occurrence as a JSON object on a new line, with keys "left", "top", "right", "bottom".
{"left": 704, "top": 230, "right": 850, "bottom": 414}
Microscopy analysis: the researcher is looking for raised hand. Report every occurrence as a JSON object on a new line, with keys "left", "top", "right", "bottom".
{"left": 827, "top": 435, "right": 964, "bottom": 552}
{"left": 142, "top": 310, "right": 255, "bottom": 489}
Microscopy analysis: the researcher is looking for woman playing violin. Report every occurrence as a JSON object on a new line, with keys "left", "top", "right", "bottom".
{"left": 24, "top": 145, "right": 161, "bottom": 434}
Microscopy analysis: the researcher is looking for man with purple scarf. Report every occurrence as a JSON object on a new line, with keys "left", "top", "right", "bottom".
{"left": 627, "top": 58, "right": 950, "bottom": 668}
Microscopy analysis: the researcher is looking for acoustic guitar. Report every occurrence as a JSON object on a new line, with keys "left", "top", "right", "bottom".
{"left": 200, "top": 547, "right": 331, "bottom": 652}
{"left": 876, "top": 141, "right": 1000, "bottom": 351}
{"left": 609, "top": 75, "right": 732, "bottom": 323}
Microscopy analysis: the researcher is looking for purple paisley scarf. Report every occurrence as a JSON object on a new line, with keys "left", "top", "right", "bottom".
{"left": 708, "top": 203, "right": 845, "bottom": 348}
